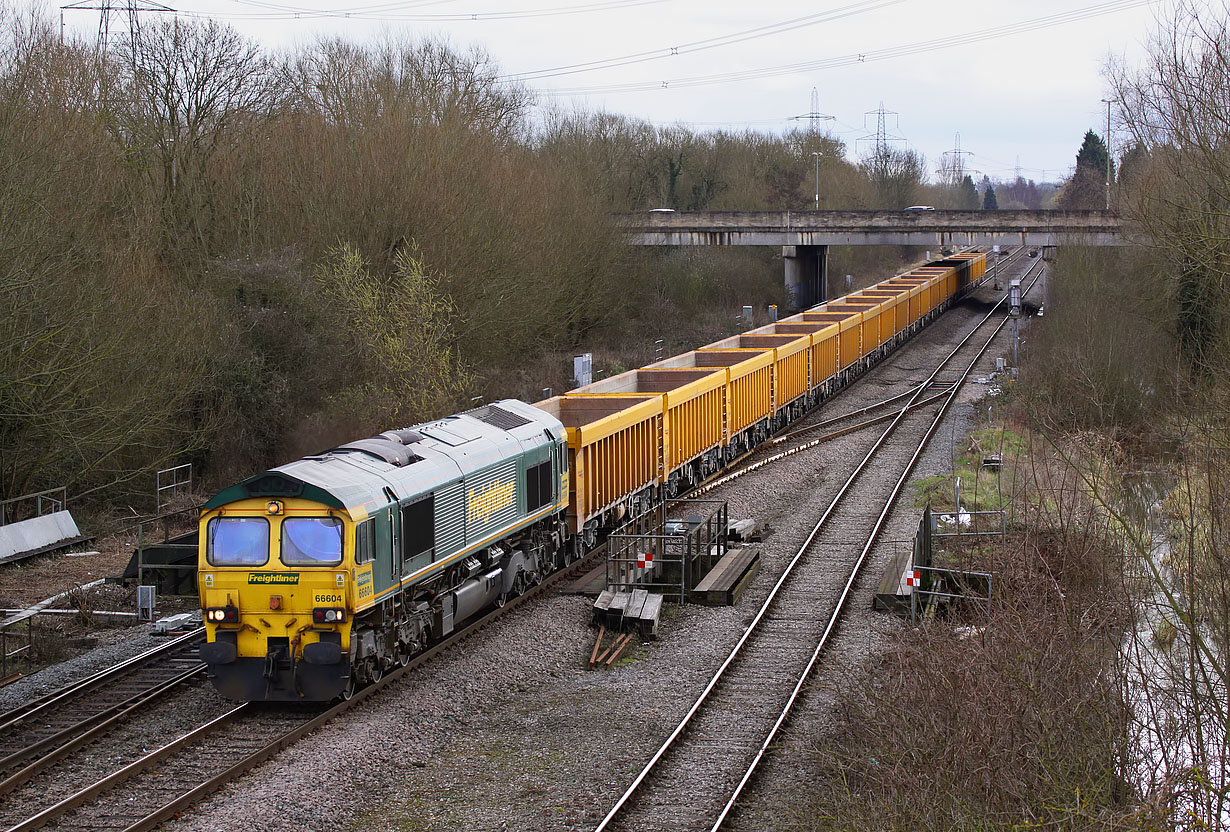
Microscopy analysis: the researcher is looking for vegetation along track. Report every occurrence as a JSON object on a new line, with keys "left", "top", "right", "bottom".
{"left": 0, "top": 630, "right": 205, "bottom": 798}
{"left": 595, "top": 264, "right": 1044, "bottom": 832}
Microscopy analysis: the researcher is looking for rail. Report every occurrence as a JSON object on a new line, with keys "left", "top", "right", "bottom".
{"left": 595, "top": 258, "right": 1045, "bottom": 831}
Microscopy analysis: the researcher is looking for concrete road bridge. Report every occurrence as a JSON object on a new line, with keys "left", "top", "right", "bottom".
{"left": 619, "top": 209, "right": 1125, "bottom": 306}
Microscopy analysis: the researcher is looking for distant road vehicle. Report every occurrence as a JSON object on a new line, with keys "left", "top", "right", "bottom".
{"left": 904, "top": 205, "right": 935, "bottom": 211}
{"left": 649, "top": 208, "right": 676, "bottom": 213}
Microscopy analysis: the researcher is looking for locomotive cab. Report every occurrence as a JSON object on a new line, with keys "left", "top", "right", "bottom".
{"left": 198, "top": 492, "right": 360, "bottom": 701}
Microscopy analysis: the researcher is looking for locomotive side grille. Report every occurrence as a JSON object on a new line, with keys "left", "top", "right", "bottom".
{"left": 464, "top": 458, "right": 520, "bottom": 544}
{"left": 434, "top": 482, "right": 466, "bottom": 556}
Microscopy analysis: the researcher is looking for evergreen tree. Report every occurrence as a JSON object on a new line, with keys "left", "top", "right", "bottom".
{"left": 959, "top": 174, "right": 979, "bottom": 209}
{"left": 1075, "top": 129, "right": 1115, "bottom": 182}
{"left": 983, "top": 185, "right": 999, "bottom": 210}
{"left": 1059, "top": 130, "right": 1115, "bottom": 210}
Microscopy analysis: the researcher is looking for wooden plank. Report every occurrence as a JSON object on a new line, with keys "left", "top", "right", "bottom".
{"left": 563, "top": 562, "right": 610, "bottom": 596}
{"left": 726, "top": 556, "right": 761, "bottom": 606}
{"left": 604, "top": 633, "right": 634, "bottom": 666}
{"left": 588, "top": 625, "right": 606, "bottom": 669}
{"left": 637, "top": 594, "right": 663, "bottom": 639}
{"left": 605, "top": 591, "right": 630, "bottom": 627}
{"left": 593, "top": 589, "right": 615, "bottom": 617}
{"left": 875, "top": 543, "right": 914, "bottom": 612}
{"left": 626, "top": 589, "right": 649, "bottom": 620}
{"left": 594, "top": 631, "right": 626, "bottom": 666}
{"left": 692, "top": 548, "right": 761, "bottom": 606}
{"left": 608, "top": 591, "right": 629, "bottom": 615}
{"left": 693, "top": 548, "right": 759, "bottom": 593}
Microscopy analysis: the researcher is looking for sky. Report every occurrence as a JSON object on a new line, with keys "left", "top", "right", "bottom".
{"left": 61, "top": 0, "right": 1166, "bottom": 183}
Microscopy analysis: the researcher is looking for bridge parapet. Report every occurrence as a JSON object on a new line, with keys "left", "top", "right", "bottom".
{"left": 621, "top": 209, "right": 1125, "bottom": 247}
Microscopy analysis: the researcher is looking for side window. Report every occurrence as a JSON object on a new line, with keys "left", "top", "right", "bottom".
{"left": 526, "top": 460, "right": 551, "bottom": 511}
{"left": 355, "top": 520, "right": 374, "bottom": 564}
{"left": 402, "top": 497, "right": 434, "bottom": 559}
{"left": 538, "top": 459, "right": 553, "bottom": 505}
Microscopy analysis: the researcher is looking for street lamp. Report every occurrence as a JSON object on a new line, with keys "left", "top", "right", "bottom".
{"left": 812, "top": 151, "right": 820, "bottom": 210}
{"left": 1100, "top": 98, "right": 1113, "bottom": 210}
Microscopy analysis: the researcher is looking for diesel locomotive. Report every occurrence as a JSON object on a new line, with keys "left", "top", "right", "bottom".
{"left": 198, "top": 400, "right": 569, "bottom": 701}
{"left": 198, "top": 252, "right": 987, "bottom": 702}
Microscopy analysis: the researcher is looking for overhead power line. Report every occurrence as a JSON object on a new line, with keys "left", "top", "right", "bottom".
{"left": 541, "top": 0, "right": 1155, "bottom": 96}
{"left": 174, "top": 0, "right": 669, "bottom": 22}
{"left": 505, "top": 0, "right": 905, "bottom": 81}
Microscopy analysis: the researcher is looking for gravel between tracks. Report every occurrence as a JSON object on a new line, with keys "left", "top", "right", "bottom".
{"left": 0, "top": 272, "right": 1023, "bottom": 832}
{"left": 0, "top": 627, "right": 169, "bottom": 712}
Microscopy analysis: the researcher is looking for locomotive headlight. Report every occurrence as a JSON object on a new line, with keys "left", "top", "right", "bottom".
{"left": 312, "top": 607, "right": 345, "bottom": 624}
{"left": 207, "top": 606, "right": 239, "bottom": 624}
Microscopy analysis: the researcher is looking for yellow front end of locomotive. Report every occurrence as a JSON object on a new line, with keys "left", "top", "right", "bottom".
{"left": 198, "top": 496, "right": 360, "bottom": 701}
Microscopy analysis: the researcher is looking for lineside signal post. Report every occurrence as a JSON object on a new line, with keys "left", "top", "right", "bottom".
{"left": 1009, "top": 279, "right": 1022, "bottom": 366}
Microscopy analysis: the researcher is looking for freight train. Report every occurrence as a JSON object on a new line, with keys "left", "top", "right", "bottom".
{"left": 197, "top": 252, "right": 987, "bottom": 701}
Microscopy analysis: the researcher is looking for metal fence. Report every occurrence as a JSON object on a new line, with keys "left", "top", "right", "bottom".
{"left": 931, "top": 508, "right": 1007, "bottom": 541}
{"left": 909, "top": 564, "right": 993, "bottom": 624}
{"left": 606, "top": 500, "right": 728, "bottom": 604}
{"left": 156, "top": 463, "right": 192, "bottom": 513}
{"left": 134, "top": 506, "right": 201, "bottom": 594}
{"left": 0, "top": 487, "right": 67, "bottom": 527}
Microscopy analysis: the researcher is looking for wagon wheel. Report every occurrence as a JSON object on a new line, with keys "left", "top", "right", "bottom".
{"left": 340, "top": 674, "right": 356, "bottom": 702}
{"left": 512, "top": 571, "right": 529, "bottom": 598}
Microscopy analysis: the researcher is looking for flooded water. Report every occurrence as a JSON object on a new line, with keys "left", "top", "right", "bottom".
{"left": 1117, "top": 470, "right": 1229, "bottom": 828}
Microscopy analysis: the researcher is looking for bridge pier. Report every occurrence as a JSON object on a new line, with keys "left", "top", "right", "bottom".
{"left": 783, "top": 244, "right": 827, "bottom": 309}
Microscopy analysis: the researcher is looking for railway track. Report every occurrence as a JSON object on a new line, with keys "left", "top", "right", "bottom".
{"left": 594, "top": 263, "right": 1044, "bottom": 832}
{"left": 0, "top": 630, "right": 205, "bottom": 798}
{"left": 694, "top": 250, "right": 1037, "bottom": 497}
{"left": 0, "top": 550, "right": 601, "bottom": 832}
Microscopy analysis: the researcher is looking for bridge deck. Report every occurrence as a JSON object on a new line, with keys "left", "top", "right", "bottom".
{"left": 621, "top": 209, "right": 1124, "bottom": 247}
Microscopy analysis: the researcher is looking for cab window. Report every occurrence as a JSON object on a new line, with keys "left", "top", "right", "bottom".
{"left": 207, "top": 517, "right": 270, "bottom": 566}
{"left": 281, "top": 516, "right": 344, "bottom": 566}
{"left": 355, "top": 520, "right": 374, "bottom": 564}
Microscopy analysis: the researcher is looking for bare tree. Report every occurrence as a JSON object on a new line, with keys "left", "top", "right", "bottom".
{"left": 1109, "top": 0, "right": 1230, "bottom": 371}
{"left": 114, "top": 16, "right": 279, "bottom": 251}
{"left": 860, "top": 145, "right": 925, "bottom": 209}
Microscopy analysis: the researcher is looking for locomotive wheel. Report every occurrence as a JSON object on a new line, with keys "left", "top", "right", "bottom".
{"left": 369, "top": 661, "right": 383, "bottom": 683}
{"left": 396, "top": 644, "right": 412, "bottom": 667}
{"left": 340, "top": 675, "right": 356, "bottom": 701}
{"left": 496, "top": 593, "right": 507, "bottom": 608}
